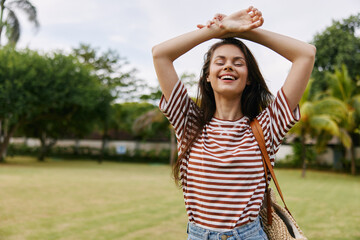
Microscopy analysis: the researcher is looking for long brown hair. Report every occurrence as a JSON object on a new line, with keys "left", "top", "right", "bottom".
{"left": 173, "top": 38, "right": 273, "bottom": 185}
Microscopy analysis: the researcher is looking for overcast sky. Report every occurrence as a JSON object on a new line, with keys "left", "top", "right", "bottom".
{"left": 17, "top": 0, "right": 360, "bottom": 95}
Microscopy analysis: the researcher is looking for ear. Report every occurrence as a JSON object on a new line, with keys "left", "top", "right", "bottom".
{"left": 207, "top": 77, "right": 210, "bottom": 82}
{"left": 246, "top": 79, "right": 251, "bottom": 85}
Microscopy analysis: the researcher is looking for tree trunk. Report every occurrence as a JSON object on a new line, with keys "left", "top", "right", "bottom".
{"left": 38, "top": 134, "right": 46, "bottom": 161}
{"left": 74, "top": 138, "right": 80, "bottom": 155}
{"left": 0, "top": 119, "right": 2, "bottom": 142}
{"left": 0, "top": 122, "right": 19, "bottom": 162}
{"left": 0, "top": 0, "right": 6, "bottom": 45}
{"left": 169, "top": 126, "right": 176, "bottom": 165}
{"left": 99, "top": 123, "right": 109, "bottom": 164}
{"left": 300, "top": 131, "right": 307, "bottom": 178}
{"left": 350, "top": 144, "right": 356, "bottom": 176}
{"left": 38, "top": 131, "right": 57, "bottom": 161}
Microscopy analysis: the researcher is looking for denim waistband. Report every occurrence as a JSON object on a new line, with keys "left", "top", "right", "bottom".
{"left": 187, "top": 217, "right": 265, "bottom": 240}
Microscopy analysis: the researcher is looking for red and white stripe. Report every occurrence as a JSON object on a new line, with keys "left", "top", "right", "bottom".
{"left": 160, "top": 80, "right": 299, "bottom": 232}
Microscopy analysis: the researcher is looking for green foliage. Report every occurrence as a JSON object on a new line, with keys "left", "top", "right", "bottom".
{"left": 327, "top": 65, "right": 360, "bottom": 134}
{"left": 0, "top": 0, "right": 39, "bottom": 45}
{"left": 311, "top": 13, "right": 360, "bottom": 95}
{"left": 290, "top": 79, "right": 351, "bottom": 151}
{"left": 113, "top": 102, "right": 169, "bottom": 141}
{"left": 72, "top": 43, "right": 145, "bottom": 101}
{"left": 14, "top": 50, "right": 103, "bottom": 133}
{"left": 140, "top": 72, "right": 197, "bottom": 103}
{"left": 114, "top": 102, "right": 155, "bottom": 132}
{"left": 288, "top": 141, "right": 317, "bottom": 168}
{"left": 0, "top": 46, "right": 111, "bottom": 160}
{"left": 7, "top": 143, "right": 172, "bottom": 164}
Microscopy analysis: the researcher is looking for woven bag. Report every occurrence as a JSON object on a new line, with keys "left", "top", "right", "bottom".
{"left": 259, "top": 188, "right": 307, "bottom": 240}
{"left": 250, "top": 119, "right": 307, "bottom": 240}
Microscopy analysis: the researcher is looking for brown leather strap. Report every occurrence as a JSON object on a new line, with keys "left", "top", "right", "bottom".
{"left": 250, "top": 119, "right": 293, "bottom": 223}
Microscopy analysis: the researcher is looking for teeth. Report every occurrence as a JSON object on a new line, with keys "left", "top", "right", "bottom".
{"left": 220, "top": 75, "right": 235, "bottom": 80}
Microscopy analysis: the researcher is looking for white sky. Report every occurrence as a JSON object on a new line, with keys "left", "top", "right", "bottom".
{"left": 17, "top": 0, "right": 360, "bottom": 96}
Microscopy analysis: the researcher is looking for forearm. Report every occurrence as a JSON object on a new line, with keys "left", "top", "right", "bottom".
{"left": 152, "top": 26, "right": 224, "bottom": 62}
{"left": 236, "top": 28, "right": 316, "bottom": 110}
{"left": 236, "top": 28, "right": 316, "bottom": 62}
{"left": 152, "top": 25, "right": 225, "bottom": 100}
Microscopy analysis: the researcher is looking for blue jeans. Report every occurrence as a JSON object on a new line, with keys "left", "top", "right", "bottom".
{"left": 187, "top": 217, "right": 268, "bottom": 240}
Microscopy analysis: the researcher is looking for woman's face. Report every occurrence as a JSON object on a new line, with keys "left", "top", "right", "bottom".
{"left": 207, "top": 44, "right": 249, "bottom": 99}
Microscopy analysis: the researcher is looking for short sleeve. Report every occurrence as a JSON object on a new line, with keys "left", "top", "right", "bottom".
{"left": 159, "top": 80, "right": 200, "bottom": 150}
{"left": 257, "top": 87, "right": 300, "bottom": 155}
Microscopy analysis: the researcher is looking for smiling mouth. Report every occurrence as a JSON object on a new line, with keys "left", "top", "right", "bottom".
{"left": 219, "top": 75, "right": 237, "bottom": 81}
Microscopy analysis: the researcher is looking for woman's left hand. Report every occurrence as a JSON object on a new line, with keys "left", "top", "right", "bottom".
{"left": 197, "top": 6, "right": 264, "bottom": 34}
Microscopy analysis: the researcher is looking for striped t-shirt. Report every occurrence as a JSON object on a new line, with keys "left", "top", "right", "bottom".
{"left": 159, "top": 80, "right": 300, "bottom": 232}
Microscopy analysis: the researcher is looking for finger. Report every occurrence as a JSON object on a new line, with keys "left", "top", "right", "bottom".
{"left": 213, "top": 17, "right": 224, "bottom": 28}
{"left": 252, "top": 17, "right": 264, "bottom": 28}
{"left": 214, "top": 13, "right": 226, "bottom": 22}
{"left": 247, "top": 6, "right": 254, "bottom": 13}
{"left": 214, "top": 13, "right": 222, "bottom": 20}
{"left": 252, "top": 16, "right": 260, "bottom": 23}
{"left": 258, "top": 17, "right": 264, "bottom": 26}
{"left": 206, "top": 20, "right": 215, "bottom": 28}
{"left": 251, "top": 11, "right": 262, "bottom": 22}
{"left": 219, "top": 14, "right": 226, "bottom": 20}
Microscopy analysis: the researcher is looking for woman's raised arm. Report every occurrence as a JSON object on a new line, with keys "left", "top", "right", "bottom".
{"left": 214, "top": 7, "right": 316, "bottom": 111}
{"left": 152, "top": 7, "right": 263, "bottom": 101}
{"left": 237, "top": 29, "right": 316, "bottom": 111}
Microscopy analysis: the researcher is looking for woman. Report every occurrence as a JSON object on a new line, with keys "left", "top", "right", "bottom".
{"left": 152, "top": 6, "right": 315, "bottom": 240}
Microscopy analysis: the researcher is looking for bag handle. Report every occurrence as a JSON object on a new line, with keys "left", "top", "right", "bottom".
{"left": 250, "top": 118, "right": 293, "bottom": 224}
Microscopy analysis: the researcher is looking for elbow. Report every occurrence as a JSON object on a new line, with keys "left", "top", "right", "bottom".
{"left": 298, "top": 44, "right": 316, "bottom": 64}
{"left": 152, "top": 44, "right": 174, "bottom": 63}
{"left": 292, "top": 44, "right": 316, "bottom": 66}
{"left": 152, "top": 44, "right": 162, "bottom": 60}
{"left": 307, "top": 44, "right": 316, "bottom": 61}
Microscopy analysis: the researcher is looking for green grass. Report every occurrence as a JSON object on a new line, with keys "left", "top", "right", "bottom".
{"left": 0, "top": 156, "right": 359, "bottom": 240}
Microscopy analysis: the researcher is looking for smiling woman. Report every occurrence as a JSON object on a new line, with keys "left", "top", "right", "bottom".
{"left": 152, "top": 6, "right": 315, "bottom": 240}
{"left": 208, "top": 44, "right": 249, "bottom": 103}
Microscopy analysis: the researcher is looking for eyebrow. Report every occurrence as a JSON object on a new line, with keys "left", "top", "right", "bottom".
{"left": 214, "top": 55, "right": 245, "bottom": 61}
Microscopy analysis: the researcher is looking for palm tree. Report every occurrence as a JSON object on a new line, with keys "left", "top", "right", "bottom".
{"left": 327, "top": 65, "right": 360, "bottom": 175}
{"left": 289, "top": 79, "right": 351, "bottom": 177}
{"left": 132, "top": 108, "right": 177, "bottom": 165}
{"left": 133, "top": 73, "right": 197, "bottom": 165}
{"left": 0, "top": 0, "right": 39, "bottom": 160}
{"left": 0, "top": 0, "right": 39, "bottom": 46}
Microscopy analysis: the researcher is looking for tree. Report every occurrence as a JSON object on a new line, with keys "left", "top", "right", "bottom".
{"left": 0, "top": 47, "right": 104, "bottom": 161}
{"left": 0, "top": 0, "right": 39, "bottom": 46}
{"left": 0, "top": 47, "right": 43, "bottom": 161}
{"left": 134, "top": 73, "right": 197, "bottom": 164}
{"left": 289, "top": 79, "right": 351, "bottom": 177}
{"left": 72, "top": 44, "right": 144, "bottom": 161}
{"left": 327, "top": 65, "right": 360, "bottom": 175}
{"left": 72, "top": 43, "right": 144, "bottom": 101}
{"left": 311, "top": 13, "right": 360, "bottom": 96}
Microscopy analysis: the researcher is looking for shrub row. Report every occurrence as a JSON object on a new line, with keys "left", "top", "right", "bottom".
{"left": 7, "top": 144, "right": 171, "bottom": 164}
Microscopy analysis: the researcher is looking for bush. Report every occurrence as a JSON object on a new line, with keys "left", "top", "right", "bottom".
{"left": 7, "top": 143, "right": 171, "bottom": 164}
{"left": 277, "top": 142, "right": 317, "bottom": 168}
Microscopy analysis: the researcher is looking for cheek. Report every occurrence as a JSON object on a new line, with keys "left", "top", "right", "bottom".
{"left": 240, "top": 68, "right": 249, "bottom": 80}
{"left": 207, "top": 68, "right": 218, "bottom": 82}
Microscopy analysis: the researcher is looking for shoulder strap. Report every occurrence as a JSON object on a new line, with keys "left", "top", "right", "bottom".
{"left": 250, "top": 119, "right": 293, "bottom": 221}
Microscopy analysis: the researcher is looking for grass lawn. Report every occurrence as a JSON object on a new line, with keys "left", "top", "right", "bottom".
{"left": 0, "top": 156, "right": 359, "bottom": 240}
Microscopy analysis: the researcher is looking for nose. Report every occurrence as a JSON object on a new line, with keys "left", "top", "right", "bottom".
{"left": 223, "top": 65, "right": 233, "bottom": 71}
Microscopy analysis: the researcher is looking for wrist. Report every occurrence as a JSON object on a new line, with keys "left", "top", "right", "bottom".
{"left": 200, "top": 24, "right": 228, "bottom": 39}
